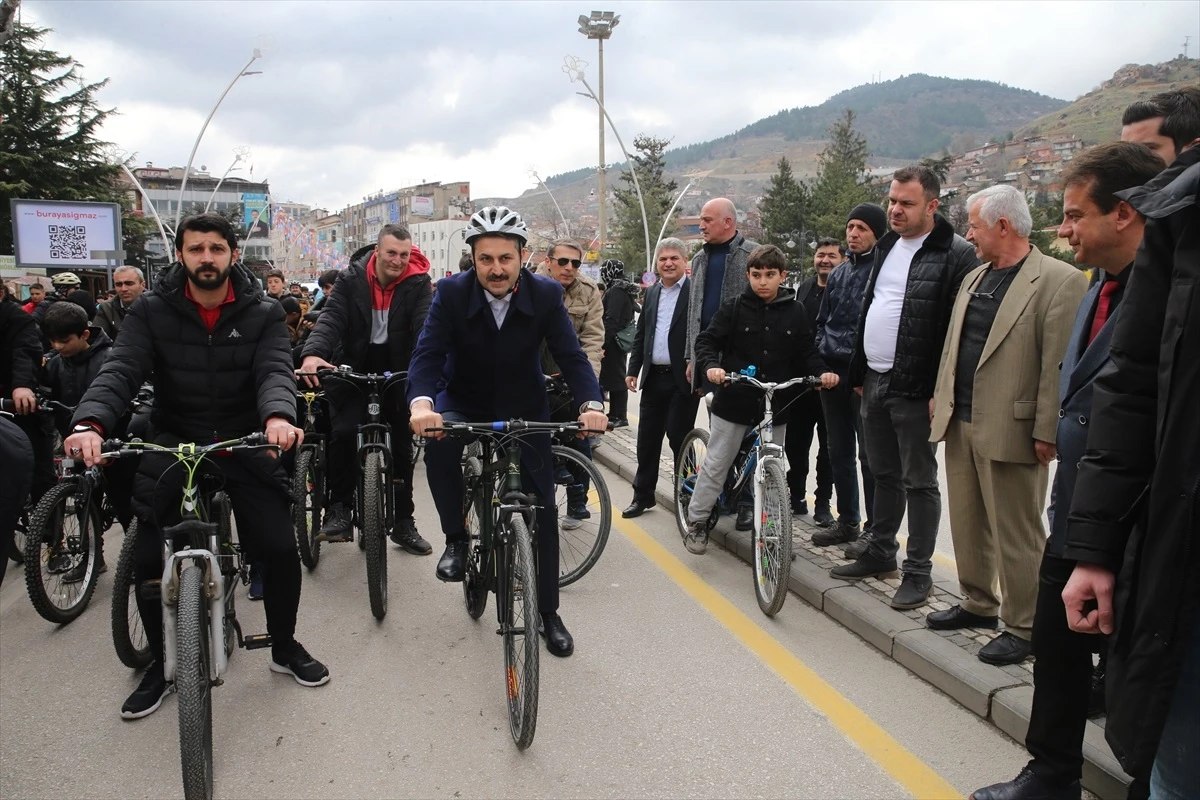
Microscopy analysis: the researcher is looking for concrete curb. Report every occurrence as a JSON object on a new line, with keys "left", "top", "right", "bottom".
{"left": 590, "top": 437, "right": 1133, "bottom": 799}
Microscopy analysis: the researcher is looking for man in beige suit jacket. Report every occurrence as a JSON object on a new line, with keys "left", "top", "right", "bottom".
{"left": 928, "top": 185, "right": 1087, "bottom": 666}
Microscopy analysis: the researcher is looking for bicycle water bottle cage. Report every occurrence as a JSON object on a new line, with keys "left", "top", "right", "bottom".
{"left": 740, "top": 366, "right": 757, "bottom": 377}
{"left": 165, "top": 519, "right": 218, "bottom": 551}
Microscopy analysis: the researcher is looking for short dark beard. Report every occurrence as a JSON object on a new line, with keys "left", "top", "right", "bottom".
{"left": 186, "top": 263, "right": 232, "bottom": 291}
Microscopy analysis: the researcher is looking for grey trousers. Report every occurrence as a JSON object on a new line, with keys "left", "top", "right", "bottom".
{"left": 687, "top": 412, "right": 787, "bottom": 525}
{"left": 861, "top": 370, "right": 941, "bottom": 576}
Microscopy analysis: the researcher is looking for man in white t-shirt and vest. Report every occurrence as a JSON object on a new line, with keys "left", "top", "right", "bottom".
{"left": 832, "top": 166, "right": 980, "bottom": 610}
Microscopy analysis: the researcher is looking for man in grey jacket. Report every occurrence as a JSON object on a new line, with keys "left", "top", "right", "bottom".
{"left": 683, "top": 197, "right": 758, "bottom": 530}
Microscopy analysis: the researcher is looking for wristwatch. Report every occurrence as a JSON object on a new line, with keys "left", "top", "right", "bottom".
{"left": 72, "top": 424, "right": 97, "bottom": 434}
{"left": 579, "top": 400, "right": 605, "bottom": 414}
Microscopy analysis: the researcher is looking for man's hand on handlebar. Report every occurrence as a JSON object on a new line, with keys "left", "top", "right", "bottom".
{"left": 265, "top": 416, "right": 303, "bottom": 455}
{"left": 64, "top": 429, "right": 105, "bottom": 467}
{"left": 707, "top": 367, "right": 727, "bottom": 384}
{"left": 11, "top": 387, "right": 36, "bottom": 415}
{"left": 410, "top": 400, "right": 444, "bottom": 440}
{"left": 818, "top": 372, "right": 840, "bottom": 390}
{"left": 298, "top": 355, "right": 336, "bottom": 387}
{"left": 579, "top": 410, "right": 608, "bottom": 437}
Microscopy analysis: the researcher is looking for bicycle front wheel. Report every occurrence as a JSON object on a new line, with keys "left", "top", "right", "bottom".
{"left": 292, "top": 448, "right": 322, "bottom": 571}
{"left": 112, "top": 520, "right": 151, "bottom": 669}
{"left": 176, "top": 564, "right": 214, "bottom": 800}
{"left": 362, "top": 451, "right": 388, "bottom": 621}
{"left": 501, "top": 513, "right": 539, "bottom": 750}
{"left": 25, "top": 481, "right": 101, "bottom": 624}
{"left": 551, "top": 444, "right": 610, "bottom": 587}
{"left": 675, "top": 428, "right": 709, "bottom": 540}
{"left": 753, "top": 459, "right": 793, "bottom": 617}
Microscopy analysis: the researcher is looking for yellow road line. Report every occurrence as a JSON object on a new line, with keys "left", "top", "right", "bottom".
{"left": 612, "top": 514, "right": 963, "bottom": 800}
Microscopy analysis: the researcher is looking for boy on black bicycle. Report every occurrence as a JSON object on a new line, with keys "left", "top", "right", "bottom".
{"left": 683, "top": 244, "right": 839, "bottom": 554}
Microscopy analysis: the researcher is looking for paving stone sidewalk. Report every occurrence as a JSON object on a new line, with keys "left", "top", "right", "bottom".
{"left": 591, "top": 421, "right": 1131, "bottom": 800}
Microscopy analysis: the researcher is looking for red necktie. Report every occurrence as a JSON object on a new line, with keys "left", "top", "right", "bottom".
{"left": 1087, "top": 281, "right": 1119, "bottom": 345}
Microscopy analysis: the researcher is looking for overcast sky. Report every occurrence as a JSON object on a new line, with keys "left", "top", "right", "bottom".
{"left": 22, "top": 0, "right": 1199, "bottom": 211}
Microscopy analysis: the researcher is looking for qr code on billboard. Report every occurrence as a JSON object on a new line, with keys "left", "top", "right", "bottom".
{"left": 48, "top": 225, "right": 88, "bottom": 259}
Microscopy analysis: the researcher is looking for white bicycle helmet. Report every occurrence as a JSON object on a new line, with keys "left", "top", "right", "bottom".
{"left": 463, "top": 205, "right": 529, "bottom": 246}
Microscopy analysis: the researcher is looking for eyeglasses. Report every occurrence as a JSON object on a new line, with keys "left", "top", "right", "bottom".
{"left": 114, "top": 281, "right": 139, "bottom": 288}
{"left": 553, "top": 257, "right": 582, "bottom": 268}
{"left": 967, "top": 267, "right": 1012, "bottom": 301}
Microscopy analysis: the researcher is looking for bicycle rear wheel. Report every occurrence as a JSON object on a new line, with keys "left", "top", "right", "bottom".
{"left": 176, "top": 563, "right": 214, "bottom": 800}
{"left": 462, "top": 455, "right": 488, "bottom": 619}
{"left": 501, "top": 513, "right": 539, "bottom": 750}
{"left": 675, "top": 428, "right": 709, "bottom": 540}
{"left": 753, "top": 459, "right": 793, "bottom": 617}
{"left": 292, "top": 448, "right": 322, "bottom": 570}
{"left": 551, "top": 444, "right": 611, "bottom": 587}
{"left": 112, "top": 520, "right": 152, "bottom": 669}
{"left": 362, "top": 451, "right": 388, "bottom": 620}
{"left": 25, "top": 481, "right": 101, "bottom": 624}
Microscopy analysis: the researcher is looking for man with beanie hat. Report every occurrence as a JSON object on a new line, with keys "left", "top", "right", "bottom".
{"left": 811, "top": 203, "right": 887, "bottom": 550}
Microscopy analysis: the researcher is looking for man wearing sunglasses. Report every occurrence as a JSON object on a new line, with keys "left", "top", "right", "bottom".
{"left": 94, "top": 266, "right": 146, "bottom": 340}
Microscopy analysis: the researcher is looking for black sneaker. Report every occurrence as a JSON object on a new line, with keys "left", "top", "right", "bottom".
{"left": 812, "top": 504, "right": 835, "bottom": 527}
{"left": 735, "top": 505, "right": 754, "bottom": 531}
{"left": 389, "top": 517, "right": 432, "bottom": 555}
{"left": 62, "top": 556, "right": 106, "bottom": 584}
{"left": 792, "top": 500, "right": 809, "bottom": 517}
{"left": 316, "top": 502, "right": 353, "bottom": 543}
{"left": 562, "top": 502, "right": 591, "bottom": 531}
{"left": 812, "top": 521, "right": 860, "bottom": 547}
{"left": 120, "top": 664, "right": 173, "bottom": 720}
{"left": 269, "top": 642, "right": 330, "bottom": 687}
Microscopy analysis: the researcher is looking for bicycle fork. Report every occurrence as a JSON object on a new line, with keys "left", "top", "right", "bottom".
{"left": 161, "top": 546, "right": 228, "bottom": 684}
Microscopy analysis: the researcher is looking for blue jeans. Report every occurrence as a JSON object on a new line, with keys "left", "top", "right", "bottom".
{"left": 1150, "top": 611, "right": 1200, "bottom": 799}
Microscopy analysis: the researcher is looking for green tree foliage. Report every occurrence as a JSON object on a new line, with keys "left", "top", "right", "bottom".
{"left": 757, "top": 156, "right": 811, "bottom": 273}
{"left": 806, "top": 110, "right": 877, "bottom": 244}
{"left": 0, "top": 22, "right": 123, "bottom": 254}
{"left": 611, "top": 134, "right": 678, "bottom": 275}
{"left": 919, "top": 152, "right": 955, "bottom": 185}
{"left": 1029, "top": 196, "right": 1077, "bottom": 268}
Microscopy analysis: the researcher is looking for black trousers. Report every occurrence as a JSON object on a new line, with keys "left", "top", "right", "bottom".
{"left": 132, "top": 435, "right": 302, "bottom": 663}
{"left": 631, "top": 367, "right": 701, "bottom": 506}
{"left": 784, "top": 391, "right": 832, "bottom": 511}
{"left": 0, "top": 416, "right": 34, "bottom": 587}
{"left": 13, "top": 412, "right": 54, "bottom": 504}
{"left": 326, "top": 386, "right": 415, "bottom": 519}
{"left": 1025, "top": 549, "right": 1108, "bottom": 786}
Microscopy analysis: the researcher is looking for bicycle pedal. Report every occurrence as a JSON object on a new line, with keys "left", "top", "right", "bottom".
{"left": 241, "top": 633, "right": 273, "bottom": 650}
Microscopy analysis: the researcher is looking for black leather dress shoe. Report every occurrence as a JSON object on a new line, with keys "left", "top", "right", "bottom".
{"left": 926, "top": 605, "right": 1000, "bottom": 631}
{"left": 436, "top": 540, "right": 469, "bottom": 583}
{"left": 541, "top": 613, "right": 574, "bottom": 657}
{"left": 735, "top": 505, "right": 754, "bottom": 531}
{"left": 971, "top": 766, "right": 1081, "bottom": 800}
{"left": 978, "top": 631, "right": 1033, "bottom": 666}
{"left": 621, "top": 500, "right": 654, "bottom": 519}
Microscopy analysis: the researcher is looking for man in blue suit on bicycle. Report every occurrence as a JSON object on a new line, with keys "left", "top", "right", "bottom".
{"left": 408, "top": 206, "right": 607, "bottom": 658}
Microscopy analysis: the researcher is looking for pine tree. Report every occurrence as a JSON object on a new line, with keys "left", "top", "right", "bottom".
{"left": 611, "top": 135, "right": 678, "bottom": 276}
{"left": 0, "top": 22, "right": 122, "bottom": 254}
{"left": 806, "top": 110, "right": 877, "bottom": 243}
{"left": 757, "top": 156, "right": 811, "bottom": 273}
{"left": 919, "top": 152, "right": 955, "bottom": 185}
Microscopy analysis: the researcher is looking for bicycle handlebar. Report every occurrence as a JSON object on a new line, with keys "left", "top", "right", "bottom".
{"left": 97, "top": 432, "right": 276, "bottom": 461}
{"left": 431, "top": 420, "right": 601, "bottom": 437}
{"left": 0, "top": 397, "right": 76, "bottom": 414}
{"left": 310, "top": 366, "right": 408, "bottom": 386}
{"left": 723, "top": 374, "right": 822, "bottom": 393}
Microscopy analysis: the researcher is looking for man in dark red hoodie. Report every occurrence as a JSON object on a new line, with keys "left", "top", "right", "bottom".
{"left": 300, "top": 224, "right": 434, "bottom": 552}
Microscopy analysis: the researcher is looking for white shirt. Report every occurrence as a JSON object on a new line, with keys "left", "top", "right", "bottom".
{"left": 488, "top": 292, "right": 512, "bottom": 329}
{"left": 651, "top": 278, "right": 685, "bottom": 366}
{"left": 863, "top": 231, "right": 929, "bottom": 373}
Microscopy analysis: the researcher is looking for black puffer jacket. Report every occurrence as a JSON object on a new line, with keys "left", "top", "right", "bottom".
{"left": 1, "top": 297, "right": 42, "bottom": 399}
{"left": 41, "top": 326, "right": 113, "bottom": 436}
{"left": 815, "top": 249, "right": 875, "bottom": 376}
{"left": 72, "top": 262, "right": 297, "bottom": 441}
{"left": 694, "top": 286, "right": 828, "bottom": 426}
{"left": 599, "top": 281, "right": 638, "bottom": 391}
{"left": 849, "top": 214, "right": 979, "bottom": 397}
{"left": 301, "top": 244, "right": 433, "bottom": 372}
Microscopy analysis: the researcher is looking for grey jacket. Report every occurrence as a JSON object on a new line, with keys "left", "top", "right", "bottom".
{"left": 684, "top": 231, "right": 757, "bottom": 390}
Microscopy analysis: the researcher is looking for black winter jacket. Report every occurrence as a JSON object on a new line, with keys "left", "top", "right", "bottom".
{"left": 42, "top": 326, "right": 113, "bottom": 436}
{"left": 694, "top": 286, "right": 828, "bottom": 426}
{"left": 301, "top": 244, "right": 433, "bottom": 373}
{"left": 815, "top": 249, "right": 875, "bottom": 376}
{"left": 849, "top": 214, "right": 980, "bottom": 397}
{"left": 599, "top": 281, "right": 638, "bottom": 391}
{"left": 0, "top": 298, "right": 42, "bottom": 398}
{"left": 72, "top": 262, "right": 298, "bottom": 441}
{"left": 1064, "top": 145, "right": 1200, "bottom": 776}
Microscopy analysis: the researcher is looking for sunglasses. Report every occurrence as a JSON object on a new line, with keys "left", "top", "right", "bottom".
{"left": 553, "top": 257, "right": 582, "bottom": 268}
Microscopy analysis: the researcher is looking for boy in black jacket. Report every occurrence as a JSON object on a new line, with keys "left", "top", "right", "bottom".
{"left": 683, "top": 245, "right": 839, "bottom": 554}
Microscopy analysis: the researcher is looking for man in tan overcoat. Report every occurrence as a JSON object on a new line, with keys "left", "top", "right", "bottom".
{"left": 928, "top": 184, "right": 1087, "bottom": 666}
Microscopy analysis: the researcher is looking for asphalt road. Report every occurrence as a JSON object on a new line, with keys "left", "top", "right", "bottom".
{"left": 0, "top": 458, "right": 1031, "bottom": 799}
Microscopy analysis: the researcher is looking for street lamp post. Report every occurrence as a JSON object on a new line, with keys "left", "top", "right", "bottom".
{"left": 204, "top": 146, "right": 252, "bottom": 214}
{"left": 577, "top": 11, "right": 619, "bottom": 253}
{"left": 173, "top": 49, "right": 263, "bottom": 230}
{"left": 528, "top": 168, "right": 570, "bottom": 238}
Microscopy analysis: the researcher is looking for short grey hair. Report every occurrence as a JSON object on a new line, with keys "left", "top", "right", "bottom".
{"left": 967, "top": 185, "right": 1033, "bottom": 238}
{"left": 655, "top": 238, "right": 689, "bottom": 260}
{"left": 114, "top": 265, "right": 145, "bottom": 282}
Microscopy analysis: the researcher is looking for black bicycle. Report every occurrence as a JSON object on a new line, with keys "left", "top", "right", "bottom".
{"left": 442, "top": 419, "right": 596, "bottom": 750}
{"left": 292, "top": 389, "right": 328, "bottom": 571}
{"left": 315, "top": 366, "right": 408, "bottom": 621}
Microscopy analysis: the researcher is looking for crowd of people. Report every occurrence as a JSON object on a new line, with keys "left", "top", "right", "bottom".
{"left": 0, "top": 86, "right": 1196, "bottom": 799}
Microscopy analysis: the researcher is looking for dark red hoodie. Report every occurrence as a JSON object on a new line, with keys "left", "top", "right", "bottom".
{"left": 365, "top": 245, "right": 430, "bottom": 343}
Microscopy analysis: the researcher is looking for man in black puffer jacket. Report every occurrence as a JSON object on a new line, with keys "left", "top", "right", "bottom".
{"left": 834, "top": 167, "right": 979, "bottom": 611}
{"left": 300, "top": 225, "right": 433, "bottom": 553}
{"left": 66, "top": 213, "right": 329, "bottom": 721}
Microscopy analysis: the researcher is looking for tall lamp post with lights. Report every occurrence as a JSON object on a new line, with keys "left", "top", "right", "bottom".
{"left": 576, "top": 11, "right": 618, "bottom": 252}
